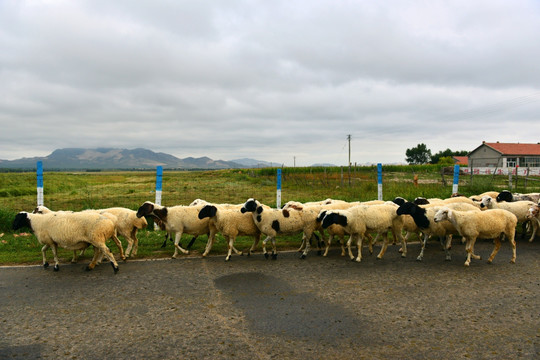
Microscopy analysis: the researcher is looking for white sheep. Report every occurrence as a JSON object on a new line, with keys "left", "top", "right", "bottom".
{"left": 240, "top": 198, "right": 319, "bottom": 259}
{"left": 433, "top": 207, "right": 517, "bottom": 266}
{"left": 396, "top": 201, "right": 480, "bottom": 261}
{"left": 198, "top": 204, "right": 261, "bottom": 261}
{"left": 526, "top": 204, "right": 540, "bottom": 241}
{"left": 33, "top": 205, "right": 126, "bottom": 263}
{"left": 320, "top": 203, "right": 405, "bottom": 263}
{"left": 136, "top": 201, "right": 210, "bottom": 258}
{"left": 12, "top": 211, "right": 120, "bottom": 273}
{"left": 99, "top": 207, "right": 148, "bottom": 257}
{"left": 479, "top": 196, "right": 537, "bottom": 241}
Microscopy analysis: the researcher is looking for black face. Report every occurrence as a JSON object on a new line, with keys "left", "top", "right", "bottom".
{"left": 413, "top": 197, "right": 430, "bottom": 205}
{"left": 396, "top": 202, "right": 416, "bottom": 216}
{"left": 12, "top": 212, "right": 31, "bottom": 231}
{"left": 137, "top": 202, "right": 154, "bottom": 218}
{"left": 496, "top": 191, "right": 512, "bottom": 202}
{"left": 242, "top": 199, "right": 258, "bottom": 213}
{"left": 393, "top": 197, "right": 406, "bottom": 206}
{"left": 198, "top": 205, "right": 217, "bottom": 219}
{"left": 322, "top": 213, "right": 347, "bottom": 229}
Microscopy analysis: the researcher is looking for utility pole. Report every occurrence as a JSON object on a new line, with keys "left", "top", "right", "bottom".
{"left": 347, "top": 134, "right": 351, "bottom": 186}
{"left": 294, "top": 156, "right": 296, "bottom": 167}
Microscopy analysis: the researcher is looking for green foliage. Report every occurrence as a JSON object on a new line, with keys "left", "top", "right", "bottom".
{"left": 405, "top": 143, "right": 432, "bottom": 165}
{"left": 431, "top": 148, "right": 468, "bottom": 164}
{"left": 438, "top": 156, "right": 455, "bottom": 166}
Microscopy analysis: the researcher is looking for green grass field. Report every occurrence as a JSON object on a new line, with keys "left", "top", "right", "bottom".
{"left": 1, "top": 166, "right": 538, "bottom": 265}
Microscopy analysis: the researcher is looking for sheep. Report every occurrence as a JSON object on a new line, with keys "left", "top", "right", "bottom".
{"left": 433, "top": 207, "right": 517, "bottom": 266}
{"left": 396, "top": 201, "right": 481, "bottom": 261}
{"left": 526, "top": 204, "right": 540, "bottom": 241}
{"left": 320, "top": 204, "right": 405, "bottom": 263}
{"left": 240, "top": 198, "right": 319, "bottom": 259}
{"left": 12, "top": 211, "right": 120, "bottom": 273}
{"left": 496, "top": 190, "right": 540, "bottom": 204}
{"left": 468, "top": 191, "right": 500, "bottom": 202}
{"left": 479, "top": 196, "right": 537, "bottom": 241}
{"left": 32, "top": 205, "right": 126, "bottom": 263}
{"left": 282, "top": 199, "right": 359, "bottom": 257}
{"left": 136, "top": 201, "right": 211, "bottom": 258}
{"left": 198, "top": 204, "right": 261, "bottom": 261}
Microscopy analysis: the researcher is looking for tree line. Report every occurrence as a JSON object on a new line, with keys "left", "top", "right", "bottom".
{"left": 405, "top": 143, "right": 468, "bottom": 165}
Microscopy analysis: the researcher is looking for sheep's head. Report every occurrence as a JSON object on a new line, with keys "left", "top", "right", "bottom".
{"left": 527, "top": 204, "right": 539, "bottom": 220}
{"left": 392, "top": 197, "right": 407, "bottom": 206}
{"left": 32, "top": 205, "right": 51, "bottom": 214}
{"left": 413, "top": 197, "right": 430, "bottom": 205}
{"left": 496, "top": 190, "right": 513, "bottom": 202}
{"left": 397, "top": 202, "right": 430, "bottom": 229}
{"left": 137, "top": 201, "right": 154, "bottom": 218}
{"left": 479, "top": 196, "right": 493, "bottom": 209}
{"left": 316, "top": 210, "right": 327, "bottom": 223}
{"left": 433, "top": 208, "right": 450, "bottom": 223}
{"left": 321, "top": 211, "right": 347, "bottom": 229}
{"left": 241, "top": 198, "right": 258, "bottom": 213}
{"left": 198, "top": 205, "right": 217, "bottom": 219}
{"left": 12, "top": 212, "right": 31, "bottom": 230}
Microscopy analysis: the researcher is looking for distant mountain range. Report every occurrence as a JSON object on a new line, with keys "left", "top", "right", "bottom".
{"left": 0, "top": 148, "right": 278, "bottom": 170}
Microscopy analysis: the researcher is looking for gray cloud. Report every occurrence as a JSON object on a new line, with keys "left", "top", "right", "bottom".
{"left": 1, "top": 0, "right": 539, "bottom": 166}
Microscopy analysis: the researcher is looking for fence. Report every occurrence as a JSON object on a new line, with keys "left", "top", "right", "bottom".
{"left": 2, "top": 163, "right": 540, "bottom": 218}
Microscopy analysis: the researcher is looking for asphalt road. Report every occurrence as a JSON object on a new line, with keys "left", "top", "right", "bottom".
{"left": 1, "top": 238, "right": 539, "bottom": 360}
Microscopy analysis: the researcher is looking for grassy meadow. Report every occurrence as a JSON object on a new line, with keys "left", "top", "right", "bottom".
{"left": 1, "top": 165, "right": 538, "bottom": 265}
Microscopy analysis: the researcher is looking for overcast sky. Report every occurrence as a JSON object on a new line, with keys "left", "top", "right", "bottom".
{"left": 1, "top": 0, "right": 540, "bottom": 166}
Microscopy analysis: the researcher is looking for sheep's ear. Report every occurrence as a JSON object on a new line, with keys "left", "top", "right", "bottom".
{"left": 282, "top": 209, "right": 290, "bottom": 218}
{"left": 316, "top": 210, "right": 327, "bottom": 222}
{"left": 256, "top": 206, "right": 263, "bottom": 214}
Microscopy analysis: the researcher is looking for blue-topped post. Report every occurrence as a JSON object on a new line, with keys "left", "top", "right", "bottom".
{"left": 452, "top": 164, "right": 460, "bottom": 194}
{"left": 37, "top": 161, "right": 44, "bottom": 206}
{"left": 155, "top": 166, "right": 163, "bottom": 206}
{"left": 154, "top": 166, "right": 163, "bottom": 230}
{"left": 377, "top": 163, "right": 383, "bottom": 201}
{"left": 276, "top": 168, "right": 282, "bottom": 209}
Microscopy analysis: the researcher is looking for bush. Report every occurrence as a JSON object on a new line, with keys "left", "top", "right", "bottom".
{"left": 0, "top": 208, "right": 17, "bottom": 232}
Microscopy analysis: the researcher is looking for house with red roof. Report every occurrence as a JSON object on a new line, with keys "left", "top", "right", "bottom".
{"left": 452, "top": 156, "right": 468, "bottom": 166}
{"left": 468, "top": 141, "right": 540, "bottom": 168}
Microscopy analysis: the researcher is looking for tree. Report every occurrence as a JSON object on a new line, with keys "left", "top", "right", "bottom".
{"left": 431, "top": 149, "right": 468, "bottom": 164}
{"left": 405, "top": 143, "right": 432, "bottom": 165}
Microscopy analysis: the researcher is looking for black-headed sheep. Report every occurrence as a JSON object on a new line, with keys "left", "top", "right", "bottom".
{"left": 136, "top": 201, "right": 210, "bottom": 258}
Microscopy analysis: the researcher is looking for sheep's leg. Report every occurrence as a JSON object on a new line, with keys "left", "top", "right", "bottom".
{"left": 487, "top": 236, "right": 502, "bottom": 264}
{"left": 270, "top": 237, "right": 278, "bottom": 260}
{"left": 297, "top": 237, "right": 306, "bottom": 252}
{"left": 224, "top": 235, "right": 233, "bottom": 261}
{"left": 346, "top": 236, "right": 355, "bottom": 260}
{"left": 247, "top": 235, "right": 261, "bottom": 256}
{"left": 131, "top": 229, "right": 139, "bottom": 256}
{"left": 87, "top": 247, "right": 102, "bottom": 271}
{"left": 444, "top": 236, "right": 452, "bottom": 261}
{"left": 161, "top": 233, "right": 170, "bottom": 248}
{"left": 354, "top": 234, "right": 363, "bottom": 263}
{"left": 300, "top": 233, "right": 312, "bottom": 259}
{"left": 111, "top": 234, "right": 126, "bottom": 261}
{"left": 71, "top": 250, "right": 79, "bottom": 263}
{"left": 340, "top": 235, "right": 347, "bottom": 256}
{"left": 323, "top": 234, "right": 334, "bottom": 257}
{"left": 41, "top": 244, "right": 50, "bottom": 269}
{"left": 172, "top": 232, "right": 189, "bottom": 258}
{"left": 366, "top": 233, "right": 375, "bottom": 254}
{"left": 50, "top": 243, "right": 60, "bottom": 271}
{"left": 262, "top": 236, "right": 271, "bottom": 259}
{"left": 93, "top": 243, "right": 119, "bottom": 273}
{"left": 528, "top": 219, "right": 539, "bottom": 242}
{"left": 464, "top": 238, "right": 478, "bottom": 266}
{"left": 394, "top": 228, "right": 406, "bottom": 258}
{"left": 376, "top": 233, "right": 389, "bottom": 260}
{"left": 124, "top": 235, "right": 134, "bottom": 258}
{"left": 507, "top": 232, "right": 517, "bottom": 264}
{"left": 202, "top": 232, "right": 216, "bottom": 257}
{"left": 416, "top": 233, "right": 429, "bottom": 261}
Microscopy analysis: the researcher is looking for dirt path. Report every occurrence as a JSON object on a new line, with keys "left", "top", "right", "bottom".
{"left": 1, "top": 239, "right": 539, "bottom": 359}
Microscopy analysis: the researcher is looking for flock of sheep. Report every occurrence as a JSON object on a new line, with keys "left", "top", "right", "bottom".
{"left": 11, "top": 190, "right": 540, "bottom": 274}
